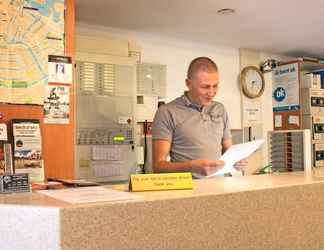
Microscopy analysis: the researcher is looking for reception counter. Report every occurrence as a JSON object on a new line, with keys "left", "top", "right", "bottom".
{"left": 1, "top": 172, "right": 324, "bottom": 250}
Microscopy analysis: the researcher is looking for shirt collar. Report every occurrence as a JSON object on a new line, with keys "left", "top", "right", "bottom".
{"left": 182, "top": 91, "right": 204, "bottom": 111}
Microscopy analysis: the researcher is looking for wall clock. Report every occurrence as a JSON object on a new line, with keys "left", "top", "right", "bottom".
{"left": 240, "top": 66, "right": 265, "bottom": 98}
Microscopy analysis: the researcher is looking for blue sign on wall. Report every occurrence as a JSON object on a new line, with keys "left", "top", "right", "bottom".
{"left": 273, "top": 87, "right": 286, "bottom": 102}
{"left": 272, "top": 63, "right": 299, "bottom": 112}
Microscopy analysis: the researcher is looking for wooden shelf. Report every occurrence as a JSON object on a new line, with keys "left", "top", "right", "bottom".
{"left": 279, "top": 59, "right": 324, "bottom": 72}
{"left": 299, "top": 60, "right": 324, "bottom": 72}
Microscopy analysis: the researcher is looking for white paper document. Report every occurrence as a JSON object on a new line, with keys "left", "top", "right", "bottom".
{"left": 0, "top": 123, "right": 8, "bottom": 141}
{"left": 38, "top": 186, "right": 142, "bottom": 204}
{"left": 91, "top": 160, "right": 123, "bottom": 177}
{"left": 194, "top": 139, "right": 265, "bottom": 178}
{"left": 48, "top": 61, "right": 73, "bottom": 84}
{"left": 92, "top": 146, "right": 121, "bottom": 161}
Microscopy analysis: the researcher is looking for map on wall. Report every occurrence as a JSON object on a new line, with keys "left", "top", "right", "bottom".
{"left": 0, "top": 0, "right": 65, "bottom": 105}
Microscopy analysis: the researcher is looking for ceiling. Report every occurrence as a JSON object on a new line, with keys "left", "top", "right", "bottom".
{"left": 76, "top": 0, "right": 324, "bottom": 58}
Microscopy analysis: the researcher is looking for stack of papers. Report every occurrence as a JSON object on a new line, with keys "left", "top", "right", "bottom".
{"left": 38, "top": 186, "right": 142, "bottom": 204}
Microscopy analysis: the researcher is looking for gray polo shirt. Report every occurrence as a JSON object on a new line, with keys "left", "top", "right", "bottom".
{"left": 152, "top": 93, "right": 231, "bottom": 162}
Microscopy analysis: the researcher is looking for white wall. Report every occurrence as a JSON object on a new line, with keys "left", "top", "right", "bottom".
{"left": 76, "top": 22, "right": 242, "bottom": 129}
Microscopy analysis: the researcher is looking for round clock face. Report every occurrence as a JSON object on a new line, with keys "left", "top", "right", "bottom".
{"left": 241, "top": 66, "right": 265, "bottom": 98}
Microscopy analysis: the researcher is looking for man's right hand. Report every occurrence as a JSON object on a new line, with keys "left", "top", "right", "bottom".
{"left": 189, "top": 159, "right": 225, "bottom": 176}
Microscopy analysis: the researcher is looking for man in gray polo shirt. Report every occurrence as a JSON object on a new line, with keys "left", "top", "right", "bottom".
{"left": 152, "top": 57, "right": 247, "bottom": 176}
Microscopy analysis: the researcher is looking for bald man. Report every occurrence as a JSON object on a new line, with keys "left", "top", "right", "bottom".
{"left": 152, "top": 57, "right": 247, "bottom": 176}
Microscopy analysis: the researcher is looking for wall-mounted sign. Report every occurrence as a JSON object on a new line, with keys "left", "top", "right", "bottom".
{"left": 44, "top": 84, "right": 70, "bottom": 124}
{"left": 272, "top": 63, "right": 299, "bottom": 112}
{"left": 242, "top": 98, "right": 262, "bottom": 126}
{"left": 0, "top": 124, "right": 7, "bottom": 141}
{"left": 48, "top": 55, "right": 73, "bottom": 85}
{"left": 12, "top": 119, "right": 44, "bottom": 182}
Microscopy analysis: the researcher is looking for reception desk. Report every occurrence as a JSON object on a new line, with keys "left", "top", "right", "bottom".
{"left": 1, "top": 172, "right": 324, "bottom": 250}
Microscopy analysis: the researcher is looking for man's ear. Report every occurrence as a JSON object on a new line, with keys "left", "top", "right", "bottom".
{"left": 185, "top": 79, "right": 191, "bottom": 89}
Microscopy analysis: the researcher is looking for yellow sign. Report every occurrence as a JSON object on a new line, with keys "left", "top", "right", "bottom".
{"left": 129, "top": 173, "right": 193, "bottom": 192}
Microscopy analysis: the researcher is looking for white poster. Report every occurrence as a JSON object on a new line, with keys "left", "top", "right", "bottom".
{"left": 272, "top": 63, "right": 299, "bottom": 112}
{"left": 12, "top": 120, "right": 44, "bottom": 182}
{"left": 44, "top": 84, "right": 70, "bottom": 124}
{"left": 243, "top": 98, "right": 262, "bottom": 126}
{"left": 48, "top": 55, "right": 72, "bottom": 84}
{"left": 15, "top": 160, "right": 44, "bottom": 183}
{"left": 274, "top": 115, "right": 282, "bottom": 128}
{"left": 14, "top": 136, "right": 42, "bottom": 160}
{"left": 0, "top": 124, "right": 7, "bottom": 141}
{"left": 13, "top": 123, "right": 40, "bottom": 137}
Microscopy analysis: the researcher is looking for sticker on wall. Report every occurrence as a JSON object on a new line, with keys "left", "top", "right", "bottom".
{"left": 288, "top": 115, "right": 299, "bottom": 126}
{"left": 48, "top": 55, "right": 73, "bottom": 85}
{"left": 274, "top": 115, "right": 282, "bottom": 128}
{"left": 242, "top": 98, "right": 262, "bottom": 126}
{"left": 44, "top": 84, "right": 70, "bottom": 124}
{"left": 0, "top": 123, "right": 8, "bottom": 141}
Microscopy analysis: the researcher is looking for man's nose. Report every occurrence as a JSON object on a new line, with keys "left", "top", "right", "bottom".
{"left": 207, "top": 89, "right": 216, "bottom": 96}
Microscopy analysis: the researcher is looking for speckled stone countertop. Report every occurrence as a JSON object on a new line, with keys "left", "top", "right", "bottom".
{"left": 1, "top": 172, "right": 324, "bottom": 250}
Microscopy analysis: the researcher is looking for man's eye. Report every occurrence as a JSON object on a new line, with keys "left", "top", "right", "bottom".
{"left": 201, "top": 85, "right": 218, "bottom": 89}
